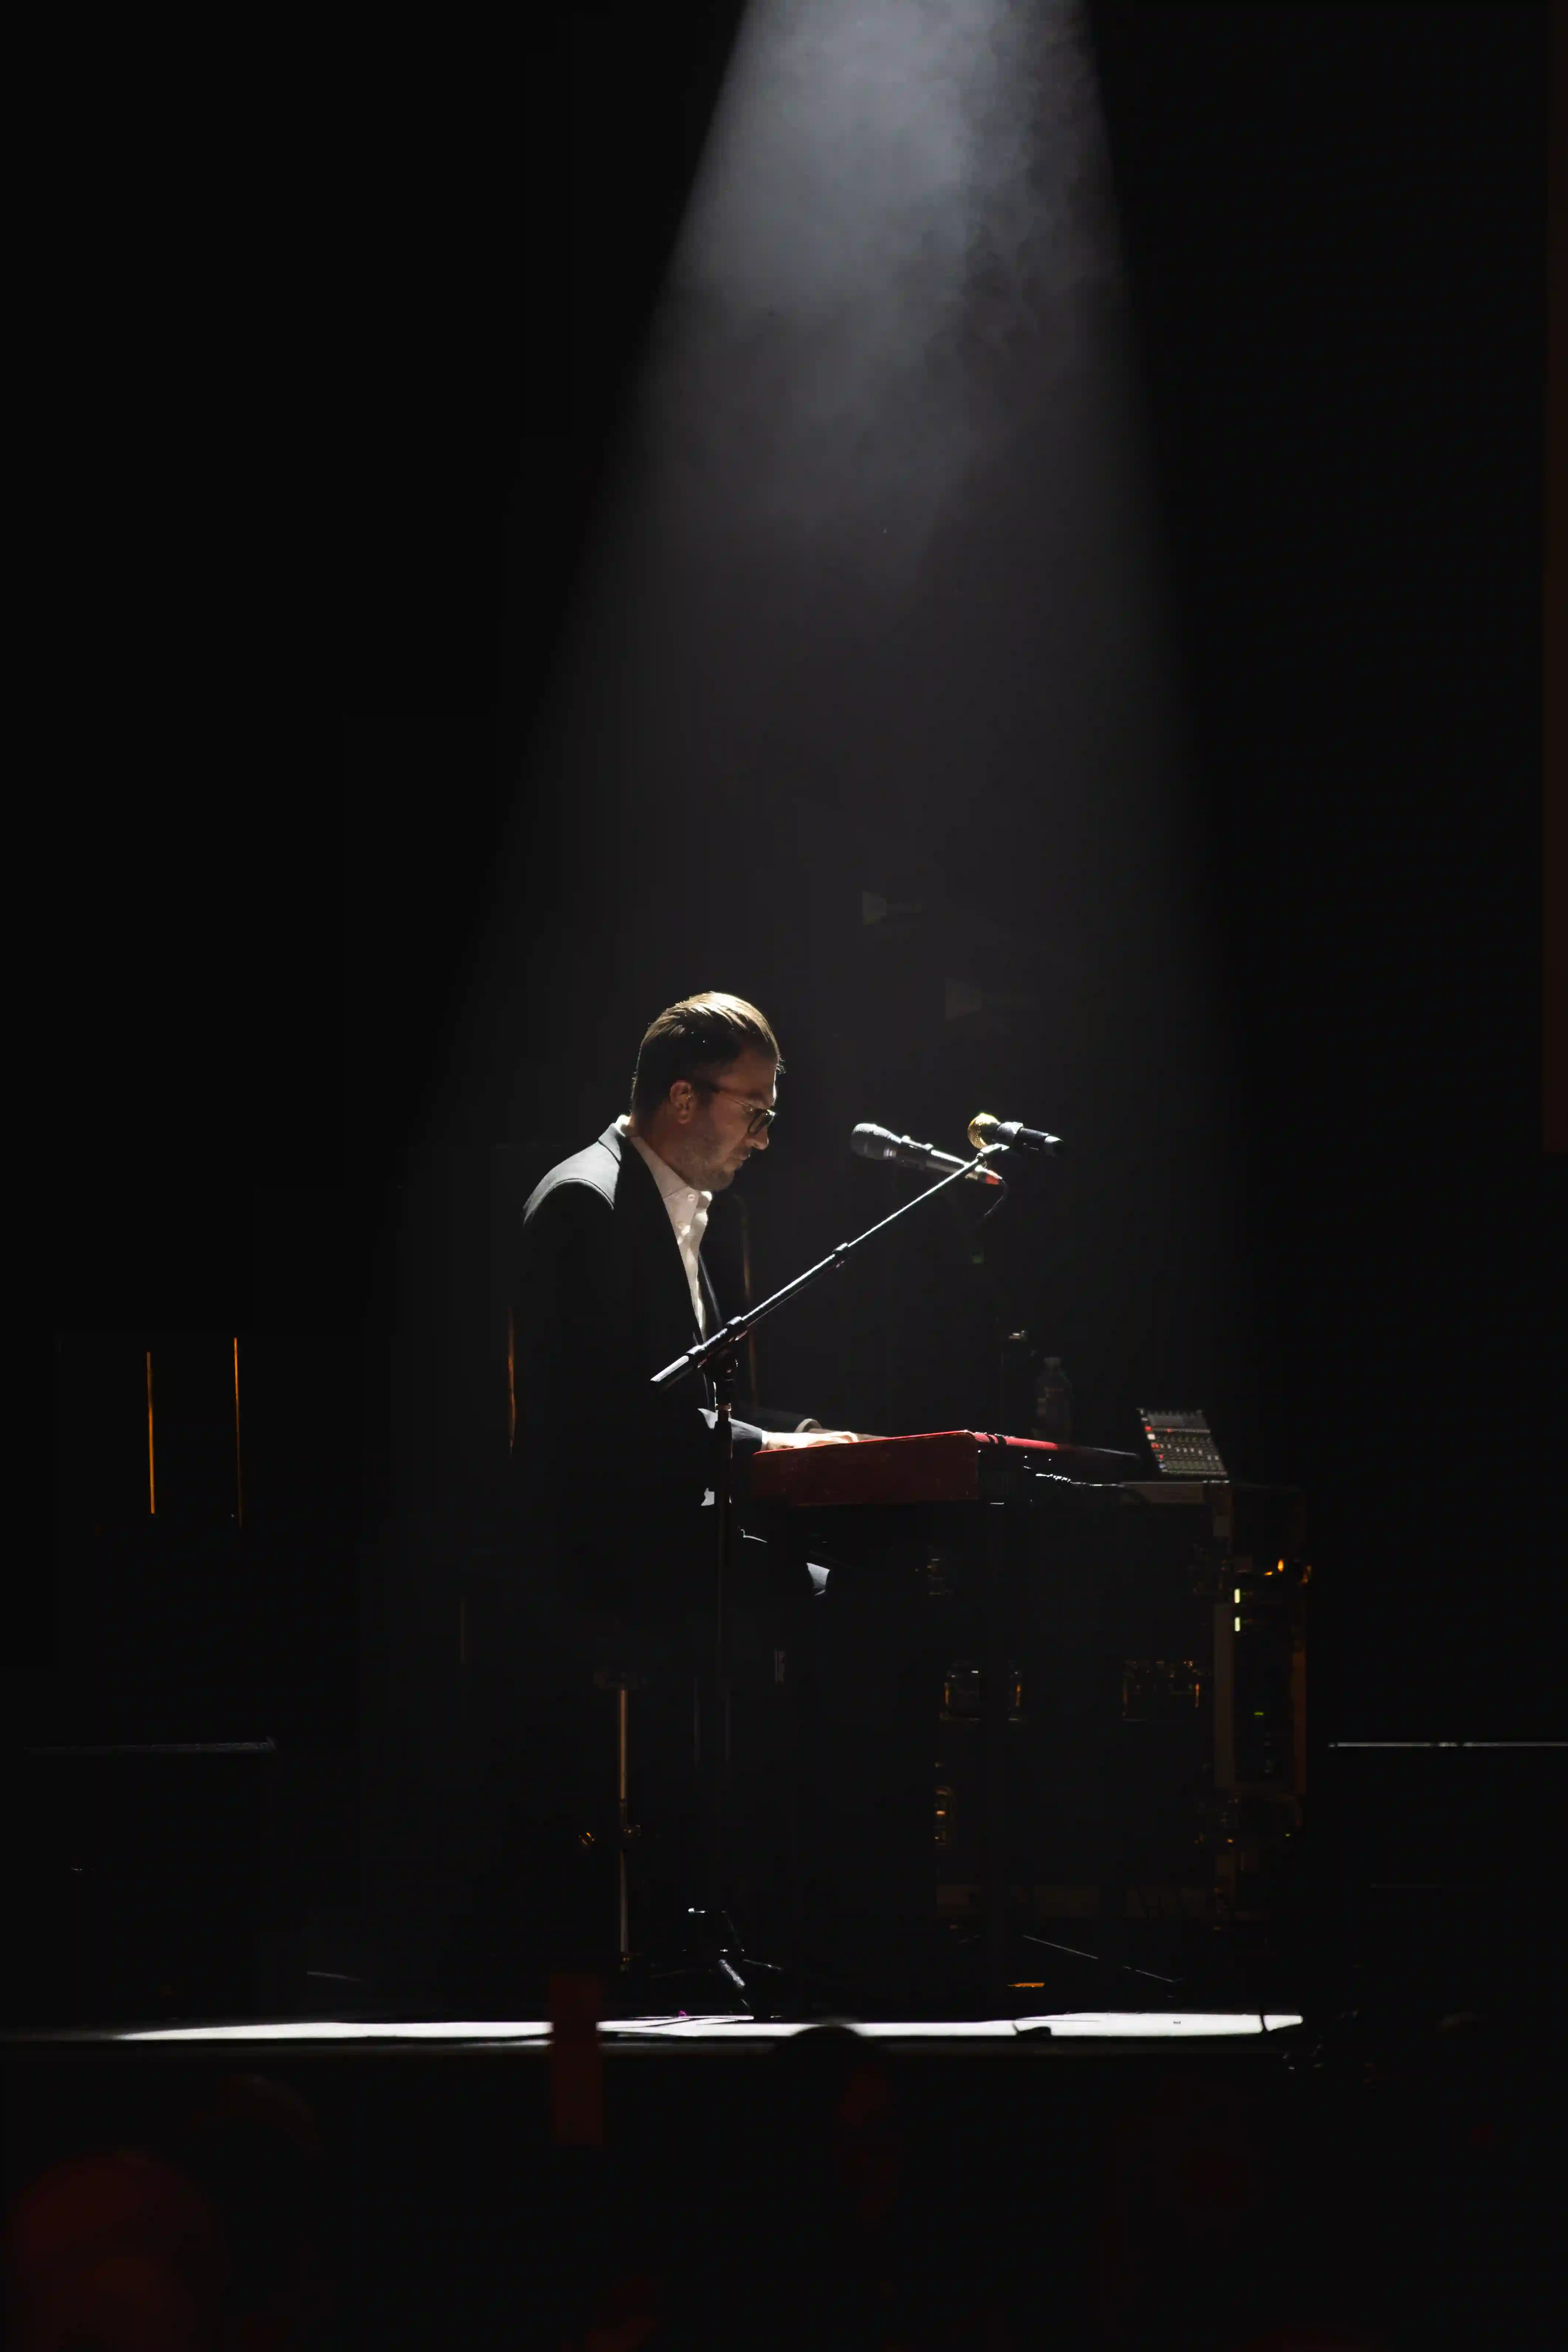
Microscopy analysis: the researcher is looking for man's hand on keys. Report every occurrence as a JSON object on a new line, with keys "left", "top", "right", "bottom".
{"left": 759, "top": 1429, "right": 865, "bottom": 1449}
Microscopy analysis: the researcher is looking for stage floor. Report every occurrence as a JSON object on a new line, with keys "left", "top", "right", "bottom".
{"left": 24, "top": 2007, "right": 1301, "bottom": 2046}
{"left": 5, "top": 2002, "right": 1553, "bottom": 2350}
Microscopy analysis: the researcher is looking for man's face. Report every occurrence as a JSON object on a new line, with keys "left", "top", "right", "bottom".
{"left": 670, "top": 1047, "right": 778, "bottom": 1192}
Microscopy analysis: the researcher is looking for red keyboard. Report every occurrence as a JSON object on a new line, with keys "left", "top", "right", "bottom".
{"left": 747, "top": 1430, "right": 1141, "bottom": 1509}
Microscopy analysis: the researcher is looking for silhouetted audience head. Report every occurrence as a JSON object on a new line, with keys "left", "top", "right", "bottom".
{"left": 5, "top": 2074, "right": 325, "bottom": 2352}
{"left": 5, "top": 2148, "right": 227, "bottom": 2352}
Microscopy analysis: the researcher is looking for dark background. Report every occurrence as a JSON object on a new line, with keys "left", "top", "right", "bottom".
{"left": 31, "top": 4, "right": 1560, "bottom": 2001}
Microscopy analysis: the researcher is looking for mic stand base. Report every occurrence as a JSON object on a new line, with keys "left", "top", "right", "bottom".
{"left": 620, "top": 1909, "right": 794, "bottom": 2023}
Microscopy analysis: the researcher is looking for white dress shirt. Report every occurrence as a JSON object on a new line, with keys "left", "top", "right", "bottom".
{"left": 618, "top": 1116, "right": 712, "bottom": 1335}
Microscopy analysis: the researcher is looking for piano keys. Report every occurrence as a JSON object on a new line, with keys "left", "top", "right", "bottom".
{"left": 746, "top": 1428, "right": 1143, "bottom": 1509}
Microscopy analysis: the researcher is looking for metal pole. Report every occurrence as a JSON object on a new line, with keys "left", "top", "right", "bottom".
{"left": 617, "top": 1685, "right": 631, "bottom": 1968}
{"left": 982, "top": 1500, "right": 1010, "bottom": 2008}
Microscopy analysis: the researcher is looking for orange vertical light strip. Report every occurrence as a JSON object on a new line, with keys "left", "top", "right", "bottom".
{"left": 232, "top": 1336, "right": 244, "bottom": 1528}
{"left": 507, "top": 1309, "right": 517, "bottom": 1451}
{"left": 145, "top": 1349, "right": 156, "bottom": 1515}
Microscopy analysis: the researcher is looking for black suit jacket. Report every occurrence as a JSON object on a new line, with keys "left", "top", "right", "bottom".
{"left": 511, "top": 1122, "right": 801, "bottom": 1618}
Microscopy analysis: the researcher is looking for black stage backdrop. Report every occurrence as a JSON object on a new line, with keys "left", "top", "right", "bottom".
{"left": 34, "top": 4, "right": 1561, "bottom": 1902}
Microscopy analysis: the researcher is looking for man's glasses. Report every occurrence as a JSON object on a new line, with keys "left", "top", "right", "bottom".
{"left": 694, "top": 1081, "right": 776, "bottom": 1137}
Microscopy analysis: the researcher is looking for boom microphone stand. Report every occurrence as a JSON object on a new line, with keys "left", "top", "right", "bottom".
{"left": 650, "top": 1144, "right": 1010, "bottom": 1950}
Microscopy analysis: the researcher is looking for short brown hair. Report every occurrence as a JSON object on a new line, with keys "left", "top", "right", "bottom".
{"left": 630, "top": 992, "right": 782, "bottom": 1117}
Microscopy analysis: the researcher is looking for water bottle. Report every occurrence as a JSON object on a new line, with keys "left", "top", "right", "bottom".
{"left": 1032, "top": 1356, "right": 1073, "bottom": 1444}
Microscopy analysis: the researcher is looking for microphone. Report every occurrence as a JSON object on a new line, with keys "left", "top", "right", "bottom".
{"left": 967, "top": 1111, "right": 1065, "bottom": 1157}
{"left": 851, "top": 1123, "right": 1003, "bottom": 1186}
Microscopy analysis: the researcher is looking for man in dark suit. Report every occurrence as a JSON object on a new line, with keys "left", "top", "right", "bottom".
{"left": 512, "top": 991, "right": 853, "bottom": 1634}
{"left": 505, "top": 993, "right": 856, "bottom": 1982}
